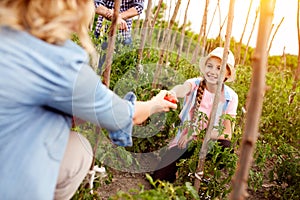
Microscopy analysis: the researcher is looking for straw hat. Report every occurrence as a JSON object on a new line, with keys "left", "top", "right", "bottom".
{"left": 199, "top": 47, "right": 236, "bottom": 82}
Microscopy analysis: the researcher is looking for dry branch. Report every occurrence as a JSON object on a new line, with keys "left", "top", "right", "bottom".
{"left": 267, "top": 17, "right": 284, "bottom": 55}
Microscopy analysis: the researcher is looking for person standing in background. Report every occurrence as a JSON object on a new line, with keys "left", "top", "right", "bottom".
{"left": 94, "top": 0, "right": 144, "bottom": 44}
{"left": 94, "top": 0, "right": 145, "bottom": 71}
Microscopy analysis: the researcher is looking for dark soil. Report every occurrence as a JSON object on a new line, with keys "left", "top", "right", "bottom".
{"left": 96, "top": 148, "right": 278, "bottom": 199}
{"left": 96, "top": 169, "right": 275, "bottom": 199}
{"left": 97, "top": 170, "right": 152, "bottom": 199}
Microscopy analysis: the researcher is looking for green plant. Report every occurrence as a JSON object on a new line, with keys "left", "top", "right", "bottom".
{"left": 172, "top": 113, "right": 238, "bottom": 199}
{"left": 260, "top": 69, "right": 300, "bottom": 146}
{"left": 267, "top": 142, "right": 300, "bottom": 199}
{"left": 247, "top": 140, "right": 273, "bottom": 192}
{"left": 72, "top": 25, "right": 300, "bottom": 198}
{"left": 109, "top": 174, "right": 200, "bottom": 200}
{"left": 172, "top": 139, "right": 238, "bottom": 199}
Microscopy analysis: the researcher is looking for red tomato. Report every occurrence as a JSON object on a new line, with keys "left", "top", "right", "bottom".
{"left": 164, "top": 94, "right": 178, "bottom": 104}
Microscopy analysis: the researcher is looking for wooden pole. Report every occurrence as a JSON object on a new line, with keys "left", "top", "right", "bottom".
{"left": 194, "top": 0, "right": 235, "bottom": 191}
{"left": 152, "top": 0, "right": 181, "bottom": 88}
{"left": 176, "top": 0, "right": 191, "bottom": 65}
{"left": 230, "top": 0, "right": 276, "bottom": 199}
{"left": 137, "top": 0, "right": 152, "bottom": 67}
{"left": 191, "top": 0, "right": 209, "bottom": 64}
{"left": 147, "top": 0, "right": 164, "bottom": 50}
{"left": 102, "top": 0, "right": 120, "bottom": 88}
{"left": 242, "top": 7, "right": 259, "bottom": 66}
{"left": 267, "top": 17, "right": 284, "bottom": 55}
{"left": 91, "top": 0, "right": 120, "bottom": 173}
{"left": 206, "top": 0, "right": 220, "bottom": 38}
{"left": 236, "top": 0, "right": 253, "bottom": 64}
{"left": 290, "top": 0, "right": 300, "bottom": 104}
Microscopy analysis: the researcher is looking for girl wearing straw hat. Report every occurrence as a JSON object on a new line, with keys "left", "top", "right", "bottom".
{"left": 153, "top": 47, "right": 238, "bottom": 183}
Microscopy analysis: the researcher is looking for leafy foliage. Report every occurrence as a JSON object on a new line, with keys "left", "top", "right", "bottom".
{"left": 109, "top": 174, "right": 200, "bottom": 200}
{"left": 71, "top": 12, "right": 299, "bottom": 199}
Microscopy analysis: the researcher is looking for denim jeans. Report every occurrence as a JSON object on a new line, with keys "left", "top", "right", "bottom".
{"left": 97, "top": 36, "right": 133, "bottom": 74}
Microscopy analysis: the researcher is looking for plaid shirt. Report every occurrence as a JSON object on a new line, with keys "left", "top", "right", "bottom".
{"left": 94, "top": 0, "right": 144, "bottom": 39}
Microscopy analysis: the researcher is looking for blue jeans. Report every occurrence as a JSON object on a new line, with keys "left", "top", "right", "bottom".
{"left": 97, "top": 36, "right": 133, "bottom": 74}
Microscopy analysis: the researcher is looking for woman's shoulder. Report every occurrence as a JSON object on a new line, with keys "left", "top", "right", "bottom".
{"left": 0, "top": 27, "right": 88, "bottom": 64}
{"left": 62, "top": 40, "right": 89, "bottom": 61}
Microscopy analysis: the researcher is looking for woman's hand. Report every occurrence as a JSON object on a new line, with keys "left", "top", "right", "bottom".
{"left": 133, "top": 90, "right": 177, "bottom": 125}
{"left": 149, "top": 90, "right": 178, "bottom": 114}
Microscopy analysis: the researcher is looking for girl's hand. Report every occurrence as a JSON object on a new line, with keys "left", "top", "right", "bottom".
{"left": 177, "top": 133, "right": 193, "bottom": 149}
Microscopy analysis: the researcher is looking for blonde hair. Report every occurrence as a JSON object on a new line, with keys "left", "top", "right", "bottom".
{"left": 0, "top": 0, "right": 97, "bottom": 66}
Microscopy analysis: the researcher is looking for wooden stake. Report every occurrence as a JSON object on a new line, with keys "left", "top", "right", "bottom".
{"left": 194, "top": 0, "right": 235, "bottom": 192}
{"left": 230, "top": 1, "right": 276, "bottom": 199}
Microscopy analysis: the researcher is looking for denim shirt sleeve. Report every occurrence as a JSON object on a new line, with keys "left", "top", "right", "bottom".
{"left": 43, "top": 57, "right": 135, "bottom": 146}
{"left": 108, "top": 92, "right": 136, "bottom": 146}
{"left": 71, "top": 64, "right": 135, "bottom": 146}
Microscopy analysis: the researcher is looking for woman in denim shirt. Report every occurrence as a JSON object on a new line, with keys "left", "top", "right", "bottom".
{"left": 0, "top": 0, "right": 176, "bottom": 199}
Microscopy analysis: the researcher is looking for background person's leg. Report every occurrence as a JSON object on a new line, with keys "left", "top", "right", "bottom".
{"left": 54, "top": 131, "right": 93, "bottom": 200}
{"left": 97, "top": 41, "right": 108, "bottom": 74}
{"left": 123, "top": 37, "right": 132, "bottom": 46}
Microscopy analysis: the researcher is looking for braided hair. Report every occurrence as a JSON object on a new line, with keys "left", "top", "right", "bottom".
{"left": 192, "top": 79, "right": 206, "bottom": 124}
{"left": 192, "top": 79, "right": 233, "bottom": 151}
